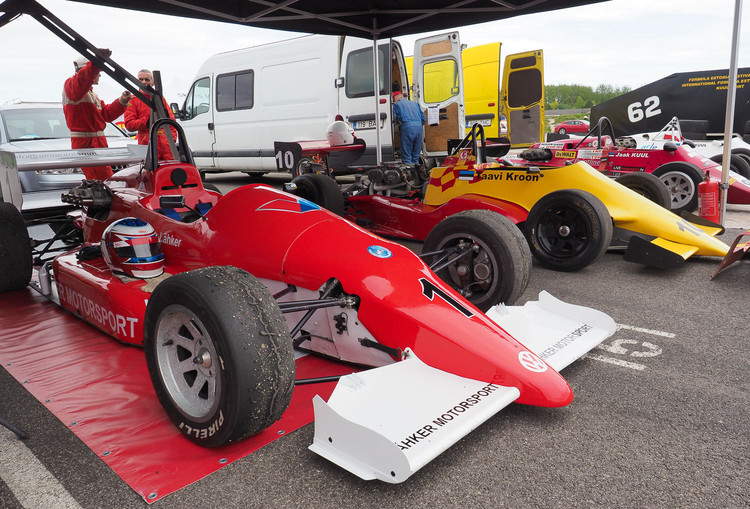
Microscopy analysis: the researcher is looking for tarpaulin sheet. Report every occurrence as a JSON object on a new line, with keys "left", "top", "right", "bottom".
{"left": 0, "top": 288, "right": 353, "bottom": 503}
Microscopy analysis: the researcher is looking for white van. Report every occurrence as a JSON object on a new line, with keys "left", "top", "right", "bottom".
{"left": 174, "top": 32, "right": 466, "bottom": 176}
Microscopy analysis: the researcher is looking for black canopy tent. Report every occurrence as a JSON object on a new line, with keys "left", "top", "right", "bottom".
{"left": 0, "top": 0, "right": 610, "bottom": 166}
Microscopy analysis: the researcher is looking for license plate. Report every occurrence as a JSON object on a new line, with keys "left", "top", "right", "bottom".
{"left": 353, "top": 120, "right": 377, "bottom": 130}
{"left": 466, "top": 119, "right": 492, "bottom": 128}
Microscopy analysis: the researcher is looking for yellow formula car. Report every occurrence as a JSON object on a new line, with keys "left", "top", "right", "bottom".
{"left": 343, "top": 127, "right": 730, "bottom": 272}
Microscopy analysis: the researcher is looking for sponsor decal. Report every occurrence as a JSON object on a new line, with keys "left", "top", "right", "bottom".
{"left": 57, "top": 282, "right": 138, "bottom": 339}
{"left": 367, "top": 245, "right": 392, "bottom": 258}
{"left": 518, "top": 351, "right": 548, "bottom": 372}
{"left": 537, "top": 324, "right": 594, "bottom": 360}
{"left": 158, "top": 232, "right": 182, "bottom": 247}
{"left": 555, "top": 150, "right": 577, "bottom": 158}
{"left": 577, "top": 149, "right": 604, "bottom": 159}
{"left": 396, "top": 384, "right": 501, "bottom": 451}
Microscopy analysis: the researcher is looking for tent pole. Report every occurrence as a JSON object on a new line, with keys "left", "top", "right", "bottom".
{"left": 372, "top": 36, "right": 383, "bottom": 165}
{"left": 719, "top": 0, "right": 743, "bottom": 226}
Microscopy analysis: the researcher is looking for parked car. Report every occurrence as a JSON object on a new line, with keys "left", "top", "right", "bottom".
{"left": 554, "top": 119, "right": 589, "bottom": 135}
{"left": 0, "top": 101, "right": 135, "bottom": 214}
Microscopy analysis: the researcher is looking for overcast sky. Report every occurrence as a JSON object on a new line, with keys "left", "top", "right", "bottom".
{"left": 0, "top": 0, "right": 747, "bottom": 106}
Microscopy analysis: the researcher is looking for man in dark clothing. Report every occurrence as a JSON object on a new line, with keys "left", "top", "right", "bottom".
{"left": 392, "top": 91, "right": 426, "bottom": 165}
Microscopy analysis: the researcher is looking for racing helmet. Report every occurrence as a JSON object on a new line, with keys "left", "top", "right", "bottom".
{"left": 73, "top": 56, "right": 89, "bottom": 72}
{"left": 326, "top": 120, "right": 354, "bottom": 146}
{"left": 101, "top": 218, "right": 164, "bottom": 279}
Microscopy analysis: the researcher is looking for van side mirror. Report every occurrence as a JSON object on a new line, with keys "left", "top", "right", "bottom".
{"left": 170, "top": 102, "right": 185, "bottom": 120}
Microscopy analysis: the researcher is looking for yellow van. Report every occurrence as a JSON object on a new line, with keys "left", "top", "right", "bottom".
{"left": 407, "top": 43, "right": 545, "bottom": 148}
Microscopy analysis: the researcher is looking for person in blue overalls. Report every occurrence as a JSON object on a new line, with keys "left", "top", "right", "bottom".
{"left": 392, "top": 91, "right": 426, "bottom": 165}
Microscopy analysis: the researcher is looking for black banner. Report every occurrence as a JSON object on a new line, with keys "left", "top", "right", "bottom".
{"left": 591, "top": 68, "right": 750, "bottom": 137}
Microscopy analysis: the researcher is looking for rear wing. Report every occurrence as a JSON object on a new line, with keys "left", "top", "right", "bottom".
{"left": 0, "top": 146, "right": 147, "bottom": 210}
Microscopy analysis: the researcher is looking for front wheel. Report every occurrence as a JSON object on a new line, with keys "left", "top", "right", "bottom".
{"left": 143, "top": 266, "right": 295, "bottom": 447}
{"left": 422, "top": 209, "right": 531, "bottom": 310}
{"left": 652, "top": 162, "right": 703, "bottom": 214}
{"left": 525, "top": 190, "right": 613, "bottom": 272}
{"left": 0, "top": 202, "right": 32, "bottom": 292}
{"left": 558, "top": 127, "right": 567, "bottom": 135}
{"left": 615, "top": 172, "right": 671, "bottom": 209}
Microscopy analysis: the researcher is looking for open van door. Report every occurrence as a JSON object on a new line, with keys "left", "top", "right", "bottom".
{"left": 178, "top": 75, "right": 216, "bottom": 169}
{"left": 462, "top": 42, "right": 502, "bottom": 138}
{"left": 412, "top": 32, "right": 465, "bottom": 164}
{"left": 338, "top": 37, "right": 398, "bottom": 166}
{"left": 501, "top": 50, "right": 545, "bottom": 148}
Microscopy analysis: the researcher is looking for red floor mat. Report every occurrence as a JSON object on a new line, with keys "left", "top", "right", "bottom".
{"left": 0, "top": 288, "right": 353, "bottom": 503}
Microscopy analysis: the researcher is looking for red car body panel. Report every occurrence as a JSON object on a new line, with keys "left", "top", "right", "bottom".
{"left": 346, "top": 193, "right": 529, "bottom": 240}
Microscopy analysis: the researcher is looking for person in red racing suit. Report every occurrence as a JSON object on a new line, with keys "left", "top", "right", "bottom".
{"left": 124, "top": 69, "right": 177, "bottom": 161}
{"left": 63, "top": 49, "right": 131, "bottom": 181}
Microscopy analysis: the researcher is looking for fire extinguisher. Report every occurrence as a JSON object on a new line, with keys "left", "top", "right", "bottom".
{"left": 698, "top": 171, "right": 720, "bottom": 223}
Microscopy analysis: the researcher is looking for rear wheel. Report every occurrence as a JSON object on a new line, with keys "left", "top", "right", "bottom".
{"left": 423, "top": 210, "right": 531, "bottom": 310}
{"left": 652, "top": 162, "right": 703, "bottom": 214}
{"left": 558, "top": 127, "right": 567, "bottom": 135}
{"left": 0, "top": 202, "right": 32, "bottom": 292}
{"left": 143, "top": 266, "right": 295, "bottom": 447}
{"left": 290, "top": 173, "right": 344, "bottom": 215}
{"left": 615, "top": 172, "right": 671, "bottom": 209}
{"left": 525, "top": 190, "right": 613, "bottom": 272}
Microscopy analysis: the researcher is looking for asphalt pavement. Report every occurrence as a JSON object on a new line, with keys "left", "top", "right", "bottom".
{"left": 1, "top": 172, "right": 748, "bottom": 508}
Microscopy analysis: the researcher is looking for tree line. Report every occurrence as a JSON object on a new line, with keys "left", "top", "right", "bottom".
{"left": 545, "top": 84, "right": 632, "bottom": 110}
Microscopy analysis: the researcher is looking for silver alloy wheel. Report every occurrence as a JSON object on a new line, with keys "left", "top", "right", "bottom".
{"left": 154, "top": 304, "right": 221, "bottom": 422}
{"left": 658, "top": 170, "right": 696, "bottom": 211}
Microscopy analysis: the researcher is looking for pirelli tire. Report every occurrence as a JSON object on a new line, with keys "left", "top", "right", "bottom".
{"left": 709, "top": 153, "right": 750, "bottom": 179}
{"left": 652, "top": 161, "right": 704, "bottom": 214}
{"left": 0, "top": 202, "right": 32, "bottom": 292}
{"left": 290, "top": 173, "right": 344, "bottom": 215}
{"left": 615, "top": 172, "right": 672, "bottom": 210}
{"left": 423, "top": 209, "right": 531, "bottom": 310}
{"left": 143, "top": 266, "right": 295, "bottom": 447}
{"left": 525, "top": 189, "right": 613, "bottom": 272}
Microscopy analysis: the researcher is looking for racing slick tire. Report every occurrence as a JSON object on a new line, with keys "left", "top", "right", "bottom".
{"left": 0, "top": 202, "right": 32, "bottom": 292}
{"left": 422, "top": 209, "right": 531, "bottom": 310}
{"left": 709, "top": 154, "right": 750, "bottom": 179}
{"left": 615, "top": 173, "right": 672, "bottom": 210}
{"left": 143, "top": 266, "right": 295, "bottom": 447}
{"left": 290, "top": 173, "right": 344, "bottom": 215}
{"left": 652, "top": 162, "right": 704, "bottom": 214}
{"left": 731, "top": 148, "right": 750, "bottom": 171}
{"left": 525, "top": 189, "right": 613, "bottom": 272}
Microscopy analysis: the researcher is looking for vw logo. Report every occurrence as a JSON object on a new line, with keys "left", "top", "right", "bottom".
{"left": 518, "top": 351, "right": 548, "bottom": 372}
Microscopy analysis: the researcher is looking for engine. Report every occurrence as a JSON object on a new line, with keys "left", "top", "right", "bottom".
{"left": 362, "top": 163, "right": 426, "bottom": 197}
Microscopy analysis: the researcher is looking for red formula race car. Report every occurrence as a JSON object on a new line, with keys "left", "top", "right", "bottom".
{"left": 0, "top": 119, "right": 616, "bottom": 483}
{"left": 511, "top": 117, "right": 750, "bottom": 214}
